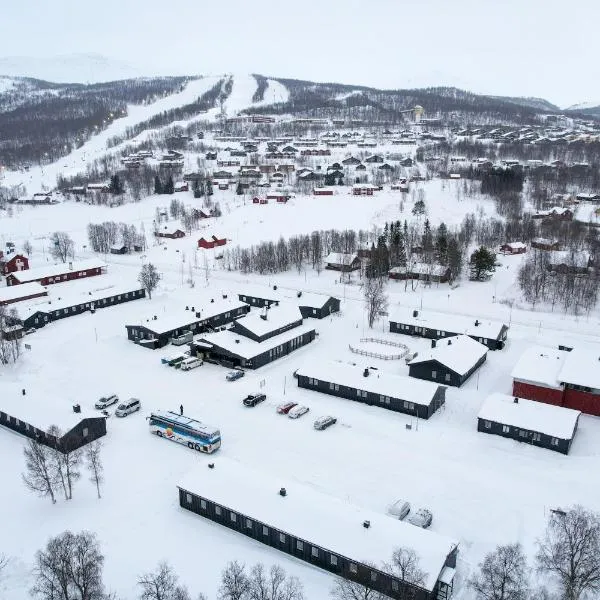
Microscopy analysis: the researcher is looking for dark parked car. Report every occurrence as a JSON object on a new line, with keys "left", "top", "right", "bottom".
{"left": 243, "top": 393, "right": 266, "bottom": 407}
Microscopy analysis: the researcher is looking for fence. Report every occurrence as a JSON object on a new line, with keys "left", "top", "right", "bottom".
{"left": 348, "top": 337, "right": 409, "bottom": 360}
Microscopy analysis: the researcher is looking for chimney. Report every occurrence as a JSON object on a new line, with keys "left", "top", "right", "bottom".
{"left": 447, "top": 339, "right": 452, "bottom": 345}
{"left": 431, "top": 339, "right": 437, "bottom": 348}
{"left": 235, "top": 339, "right": 240, "bottom": 344}
{"left": 279, "top": 487, "right": 287, "bottom": 497}
{"left": 363, "top": 520, "right": 370, "bottom": 529}
{"left": 297, "top": 291, "right": 302, "bottom": 298}
{"left": 363, "top": 368, "right": 369, "bottom": 377}
{"left": 474, "top": 319, "right": 480, "bottom": 326}
{"left": 514, "top": 397, "right": 519, "bottom": 403}
{"left": 208, "top": 463, "right": 215, "bottom": 469}
{"left": 413, "top": 310, "right": 418, "bottom": 318}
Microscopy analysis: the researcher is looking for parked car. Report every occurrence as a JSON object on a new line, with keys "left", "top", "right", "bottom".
{"left": 406, "top": 508, "right": 432, "bottom": 528}
{"left": 95, "top": 394, "right": 119, "bottom": 410}
{"left": 288, "top": 405, "right": 309, "bottom": 419}
{"left": 226, "top": 370, "right": 245, "bottom": 381}
{"left": 314, "top": 416, "right": 337, "bottom": 430}
{"left": 277, "top": 402, "right": 297, "bottom": 414}
{"left": 243, "top": 393, "right": 266, "bottom": 407}
{"left": 180, "top": 357, "right": 203, "bottom": 371}
{"left": 115, "top": 398, "right": 141, "bottom": 417}
{"left": 386, "top": 499, "right": 411, "bottom": 520}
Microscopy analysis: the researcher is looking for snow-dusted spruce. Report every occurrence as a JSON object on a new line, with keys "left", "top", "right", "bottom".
{"left": 49, "top": 231, "right": 74, "bottom": 263}
{"left": 22, "top": 437, "right": 57, "bottom": 504}
{"left": 84, "top": 439, "right": 104, "bottom": 499}
{"left": 469, "top": 543, "right": 528, "bottom": 600}
{"left": 469, "top": 246, "right": 496, "bottom": 281}
{"left": 138, "top": 561, "right": 204, "bottom": 600}
{"left": 138, "top": 262, "right": 162, "bottom": 299}
{"left": 31, "top": 531, "right": 105, "bottom": 600}
{"left": 537, "top": 506, "right": 600, "bottom": 600}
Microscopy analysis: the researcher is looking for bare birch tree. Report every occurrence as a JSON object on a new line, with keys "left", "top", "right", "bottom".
{"left": 330, "top": 561, "right": 385, "bottom": 600}
{"left": 364, "top": 276, "right": 388, "bottom": 328}
{"left": 22, "top": 438, "right": 57, "bottom": 504}
{"left": 218, "top": 561, "right": 251, "bottom": 600}
{"left": 138, "top": 562, "right": 195, "bottom": 600}
{"left": 85, "top": 440, "right": 104, "bottom": 499}
{"left": 49, "top": 232, "right": 74, "bottom": 263}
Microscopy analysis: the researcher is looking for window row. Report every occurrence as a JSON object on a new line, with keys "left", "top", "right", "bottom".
{"left": 485, "top": 422, "right": 559, "bottom": 445}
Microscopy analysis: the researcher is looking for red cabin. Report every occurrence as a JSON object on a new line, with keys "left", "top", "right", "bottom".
{"left": 1, "top": 253, "right": 29, "bottom": 275}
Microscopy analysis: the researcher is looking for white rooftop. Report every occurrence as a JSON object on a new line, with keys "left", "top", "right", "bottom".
{"left": 238, "top": 284, "right": 338, "bottom": 311}
{"left": 325, "top": 252, "right": 358, "bottom": 266}
{"left": 296, "top": 361, "right": 443, "bottom": 407}
{"left": 178, "top": 458, "right": 458, "bottom": 591}
{"left": 559, "top": 346, "right": 600, "bottom": 390}
{"left": 9, "top": 259, "right": 106, "bottom": 284}
{"left": 511, "top": 346, "right": 567, "bottom": 390}
{"left": 235, "top": 304, "right": 302, "bottom": 337}
{"left": 390, "top": 308, "right": 506, "bottom": 342}
{"left": 197, "top": 323, "right": 315, "bottom": 360}
{"left": 0, "top": 282, "right": 47, "bottom": 304}
{"left": 478, "top": 393, "right": 580, "bottom": 440}
{"left": 408, "top": 335, "right": 488, "bottom": 376}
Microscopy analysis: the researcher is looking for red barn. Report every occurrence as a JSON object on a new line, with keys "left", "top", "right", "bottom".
{"left": 512, "top": 345, "right": 600, "bottom": 416}
{"left": 6, "top": 260, "right": 106, "bottom": 286}
{"left": 0, "top": 282, "right": 48, "bottom": 306}
{"left": 1, "top": 253, "right": 29, "bottom": 275}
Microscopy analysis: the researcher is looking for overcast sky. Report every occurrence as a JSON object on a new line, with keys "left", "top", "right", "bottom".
{"left": 1, "top": 0, "right": 598, "bottom": 107}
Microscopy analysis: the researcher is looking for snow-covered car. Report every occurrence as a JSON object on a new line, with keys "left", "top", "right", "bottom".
{"left": 244, "top": 393, "right": 266, "bottom": 407}
{"left": 386, "top": 499, "right": 411, "bottom": 520}
{"left": 226, "top": 370, "right": 245, "bottom": 382}
{"left": 95, "top": 394, "right": 119, "bottom": 410}
{"left": 115, "top": 398, "right": 141, "bottom": 417}
{"left": 277, "top": 402, "right": 297, "bottom": 414}
{"left": 288, "top": 405, "right": 309, "bottom": 419}
{"left": 406, "top": 508, "right": 432, "bottom": 528}
{"left": 314, "top": 416, "right": 337, "bottom": 430}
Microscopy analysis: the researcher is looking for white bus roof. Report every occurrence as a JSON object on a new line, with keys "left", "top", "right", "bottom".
{"left": 151, "top": 410, "right": 220, "bottom": 437}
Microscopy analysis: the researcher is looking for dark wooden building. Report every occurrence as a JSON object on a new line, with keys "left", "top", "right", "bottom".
{"left": 390, "top": 309, "right": 508, "bottom": 351}
{"left": 0, "top": 408, "right": 106, "bottom": 453}
{"left": 408, "top": 335, "right": 488, "bottom": 387}
{"left": 178, "top": 459, "right": 459, "bottom": 600}
{"left": 324, "top": 252, "right": 361, "bottom": 272}
{"left": 237, "top": 291, "right": 340, "bottom": 320}
{"left": 477, "top": 393, "right": 580, "bottom": 455}
{"left": 230, "top": 305, "right": 303, "bottom": 343}
{"left": 296, "top": 362, "right": 445, "bottom": 419}
{"left": 22, "top": 287, "right": 146, "bottom": 330}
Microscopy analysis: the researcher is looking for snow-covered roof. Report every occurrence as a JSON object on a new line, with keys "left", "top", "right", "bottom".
{"left": 389, "top": 308, "right": 506, "bottom": 341}
{"left": 511, "top": 346, "right": 566, "bottom": 389}
{"left": 178, "top": 458, "right": 458, "bottom": 591}
{"left": 325, "top": 252, "right": 358, "bottom": 266}
{"left": 389, "top": 263, "right": 448, "bottom": 277}
{"left": 478, "top": 393, "right": 580, "bottom": 439}
{"left": 8, "top": 259, "right": 107, "bottom": 284}
{"left": 502, "top": 242, "right": 526, "bottom": 249}
{"left": 235, "top": 305, "right": 302, "bottom": 337}
{"left": 408, "top": 335, "right": 488, "bottom": 375}
{"left": 296, "top": 361, "right": 443, "bottom": 406}
{"left": 238, "top": 285, "right": 337, "bottom": 311}
{"left": 558, "top": 346, "right": 600, "bottom": 390}
{"left": 197, "top": 323, "right": 316, "bottom": 360}
{"left": 0, "top": 282, "right": 47, "bottom": 304}
{"left": 548, "top": 251, "right": 590, "bottom": 267}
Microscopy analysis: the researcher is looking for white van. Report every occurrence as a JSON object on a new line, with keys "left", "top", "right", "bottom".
{"left": 115, "top": 398, "right": 141, "bottom": 417}
{"left": 180, "top": 357, "right": 203, "bottom": 371}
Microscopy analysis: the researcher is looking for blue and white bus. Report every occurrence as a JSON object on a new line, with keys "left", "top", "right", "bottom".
{"left": 148, "top": 410, "right": 221, "bottom": 453}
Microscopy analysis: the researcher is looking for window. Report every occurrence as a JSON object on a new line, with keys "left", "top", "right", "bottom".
{"left": 330, "top": 555, "right": 338, "bottom": 566}
{"left": 311, "top": 547, "right": 319, "bottom": 558}
{"left": 200, "top": 499, "right": 207, "bottom": 510}
{"left": 186, "top": 493, "right": 192, "bottom": 504}
{"left": 392, "top": 581, "right": 399, "bottom": 592}
{"left": 370, "top": 571, "right": 377, "bottom": 582}
{"left": 330, "top": 382, "right": 335, "bottom": 390}
{"left": 296, "top": 540, "right": 304, "bottom": 551}
{"left": 502, "top": 425, "right": 510, "bottom": 433}
{"left": 432, "top": 370, "right": 437, "bottom": 378}
{"left": 518, "top": 430, "right": 528, "bottom": 438}
{"left": 246, "top": 518, "right": 252, "bottom": 529}
{"left": 484, "top": 421, "right": 491, "bottom": 429}
{"left": 533, "top": 433, "right": 541, "bottom": 442}
{"left": 357, "top": 389, "right": 362, "bottom": 397}
{"left": 215, "top": 505, "right": 222, "bottom": 516}
{"left": 262, "top": 526, "right": 269, "bottom": 536}
{"left": 82, "top": 427, "right": 88, "bottom": 437}
{"left": 230, "top": 512, "right": 237, "bottom": 522}
{"left": 279, "top": 533, "right": 286, "bottom": 543}
{"left": 445, "top": 374, "right": 451, "bottom": 382}
{"left": 349, "top": 563, "right": 357, "bottom": 574}
{"left": 551, "top": 438, "right": 559, "bottom": 446}
{"left": 403, "top": 401, "right": 414, "bottom": 410}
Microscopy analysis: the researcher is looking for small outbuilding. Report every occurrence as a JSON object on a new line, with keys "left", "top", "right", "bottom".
{"left": 324, "top": 252, "right": 361, "bottom": 272}
{"left": 477, "top": 393, "right": 580, "bottom": 454}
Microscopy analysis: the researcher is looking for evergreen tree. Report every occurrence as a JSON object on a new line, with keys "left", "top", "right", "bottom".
{"left": 154, "top": 176, "right": 163, "bottom": 195}
{"left": 422, "top": 219, "right": 434, "bottom": 261}
{"left": 324, "top": 173, "right": 335, "bottom": 186}
{"left": 206, "top": 179, "right": 213, "bottom": 196}
{"left": 412, "top": 199, "right": 426, "bottom": 216}
{"left": 436, "top": 222, "right": 449, "bottom": 265}
{"left": 337, "top": 175, "right": 344, "bottom": 186}
{"left": 164, "top": 175, "right": 174, "bottom": 195}
{"left": 235, "top": 182, "right": 244, "bottom": 195}
{"left": 447, "top": 237, "right": 462, "bottom": 279}
{"left": 108, "top": 174, "right": 124, "bottom": 195}
{"left": 470, "top": 246, "right": 496, "bottom": 281}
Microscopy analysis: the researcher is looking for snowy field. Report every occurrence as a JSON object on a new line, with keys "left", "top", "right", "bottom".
{"left": 1, "top": 75, "right": 600, "bottom": 600}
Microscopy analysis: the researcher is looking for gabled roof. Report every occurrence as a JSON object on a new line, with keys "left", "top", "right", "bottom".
{"left": 324, "top": 252, "right": 359, "bottom": 266}
{"left": 558, "top": 345, "right": 600, "bottom": 390}
{"left": 235, "top": 305, "right": 302, "bottom": 337}
{"left": 409, "top": 335, "right": 488, "bottom": 375}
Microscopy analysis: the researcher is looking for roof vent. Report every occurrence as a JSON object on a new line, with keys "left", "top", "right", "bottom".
{"left": 279, "top": 487, "right": 287, "bottom": 497}
{"left": 273, "top": 285, "right": 278, "bottom": 290}
{"left": 413, "top": 310, "right": 418, "bottom": 317}
{"left": 222, "top": 294, "right": 227, "bottom": 299}
{"left": 363, "top": 520, "right": 370, "bottom": 529}
{"left": 153, "top": 315, "right": 157, "bottom": 320}
{"left": 185, "top": 306, "right": 189, "bottom": 311}
{"left": 297, "top": 291, "right": 302, "bottom": 298}
{"left": 235, "top": 339, "right": 240, "bottom": 343}
{"left": 447, "top": 339, "right": 452, "bottom": 345}
{"left": 514, "top": 397, "right": 519, "bottom": 403}
{"left": 208, "top": 463, "right": 215, "bottom": 469}
{"left": 211, "top": 299, "right": 214, "bottom": 303}
{"left": 363, "top": 368, "right": 369, "bottom": 377}
{"left": 191, "top": 307, "right": 195, "bottom": 312}
{"left": 474, "top": 319, "right": 480, "bottom": 326}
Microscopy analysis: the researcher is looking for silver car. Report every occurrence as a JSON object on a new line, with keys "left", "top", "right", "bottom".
{"left": 95, "top": 394, "right": 119, "bottom": 410}
{"left": 115, "top": 398, "right": 141, "bottom": 417}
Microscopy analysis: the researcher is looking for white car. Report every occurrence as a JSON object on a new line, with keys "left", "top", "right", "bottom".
{"left": 115, "top": 398, "right": 141, "bottom": 417}
{"left": 288, "top": 405, "right": 309, "bottom": 419}
{"left": 406, "top": 508, "right": 432, "bottom": 528}
{"left": 95, "top": 394, "right": 119, "bottom": 410}
{"left": 387, "top": 499, "right": 411, "bottom": 520}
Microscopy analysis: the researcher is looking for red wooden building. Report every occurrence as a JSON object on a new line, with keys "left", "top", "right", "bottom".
{"left": 6, "top": 260, "right": 106, "bottom": 286}
{"left": 198, "top": 236, "right": 227, "bottom": 249}
{"left": 1, "top": 253, "right": 29, "bottom": 275}
{"left": 0, "top": 282, "right": 48, "bottom": 306}
{"left": 252, "top": 197, "right": 268, "bottom": 204}
{"left": 512, "top": 345, "right": 600, "bottom": 416}
{"left": 352, "top": 184, "right": 377, "bottom": 196}
{"left": 267, "top": 193, "right": 290, "bottom": 203}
